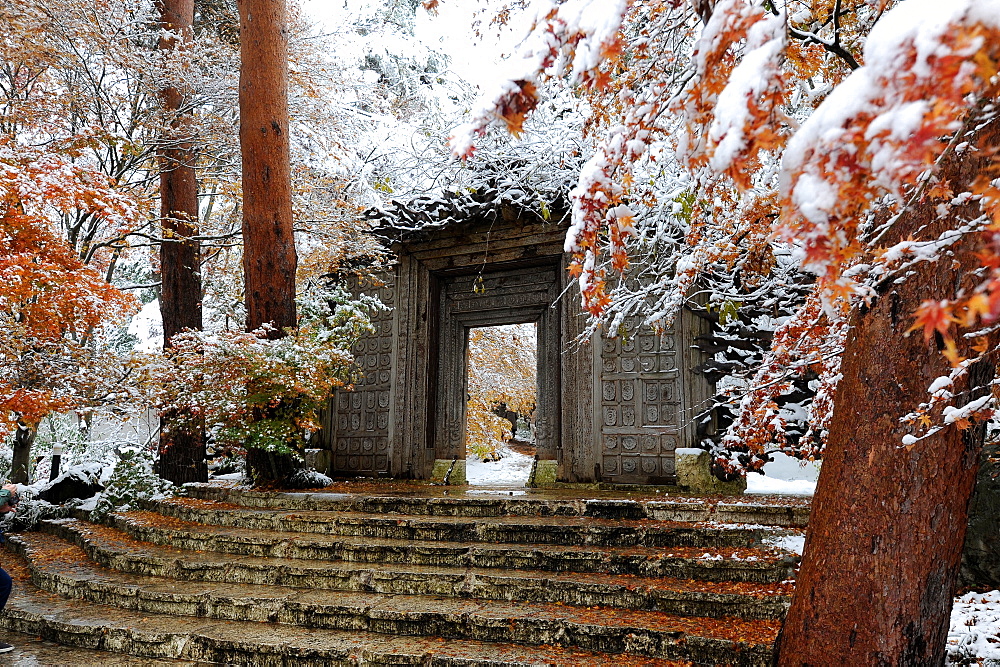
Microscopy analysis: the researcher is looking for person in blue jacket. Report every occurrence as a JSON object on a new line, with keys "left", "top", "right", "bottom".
{"left": 0, "top": 484, "right": 20, "bottom": 654}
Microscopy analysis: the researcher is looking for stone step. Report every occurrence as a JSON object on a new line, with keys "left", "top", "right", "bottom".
{"left": 0, "top": 630, "right": 197, "bottom": 665}
{"left": 142, "top": 497, "right": 780, "bottom": 549}
{"left": 182, "top": 482, "right": 810, "bottom": 527}
{"left": 107, "top": 509, "right": 798, "bottom": 583}
{"left": 9, "top": 531, "right": 780, "bottom": 663}
{"left": 40, "top": 519, "right": 792, "bottom": 619}
{"left": 0, "top": 549, "right": 694, "bottom": 666}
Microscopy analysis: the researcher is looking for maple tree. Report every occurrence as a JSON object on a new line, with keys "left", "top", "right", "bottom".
{"left": 148, "top": 286, "right": 378, "bottom": 474}
{"left": 2, "top": 0, "right": 387, "bottom": 462}
{"left": 454, "top": 0, "right": 1000, "bottom": 662}
{"left": 1, "top": 0, "right": 175, "bottom": 279}
{"left": 0, "top": 0, "right": 162, "bottom": 481}
{"left": 0, "top": 139, "right": 140, "bottom": 482}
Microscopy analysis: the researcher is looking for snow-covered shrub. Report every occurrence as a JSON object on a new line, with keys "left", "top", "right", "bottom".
{"left": 692, "top": 263, "right": 829, "bottom": 478}
{"left": 0, "top": 497, "right": 70, "bottom": 533}
{"left": 285, "top": 468, "right": 333, "bottom": 489}
{"left": 0, "top": 462, "right": 105, "bottom": 531}
{"left": 148, "top": 285, "right": 381, "bottom": 458}
{"left": 35, "top": 461, "right": 104, "bottom": 502}
{"left": 90, "top": 446, "right": 173, "bottom": 522}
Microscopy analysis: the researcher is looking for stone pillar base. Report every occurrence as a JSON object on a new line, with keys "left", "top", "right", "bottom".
{"left": 431, "top": 459, "right": 467, "bottom": 485}
{"left": 528, "top": 459, "right": 558, "bottom": 487}
{"left": 675, "top": 448, "right": 746, "bottom": 495}
{"left": 304, "top": 449, "right": 331, "bottom": 475}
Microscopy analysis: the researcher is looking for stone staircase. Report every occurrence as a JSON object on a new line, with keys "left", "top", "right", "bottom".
{"left": 0, "top": 484, "right": 808, "bottom": 665}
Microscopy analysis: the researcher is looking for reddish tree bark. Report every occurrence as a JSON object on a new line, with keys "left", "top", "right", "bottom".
{"left": 777, "top": 121, "right": 1000, "bottom": 665}
{"left": 156, "top": 0, "right": 206, "bottom": 485}
{"left": 236, "top": 0, "right": 297, "bottom": 337}
{"left": 236, "top": 0, "right": 300, "bottom": 486}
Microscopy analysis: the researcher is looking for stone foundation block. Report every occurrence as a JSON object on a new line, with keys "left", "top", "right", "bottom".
{"left": 676, "top": 448, "right": 747, "bottom": 495}
{"left": 430, "top": 459, "right": 467, "bottom": 486}
{"left": 528, "top": 460, "right": 557, "bottom": 487}
{"left": 303, "top": 449, "right": 331, "bottom": 475}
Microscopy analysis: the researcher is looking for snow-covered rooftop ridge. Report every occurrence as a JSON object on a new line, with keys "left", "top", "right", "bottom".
{"left": 365, "top": 183, "right": 568, "bottom": 237}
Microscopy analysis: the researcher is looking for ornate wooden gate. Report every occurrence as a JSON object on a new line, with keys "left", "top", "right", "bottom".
{"left": 317, "top": 208, "right": 711, "bottom": 484}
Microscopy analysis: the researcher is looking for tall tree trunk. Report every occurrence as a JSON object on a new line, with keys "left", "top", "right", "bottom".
{"left": 236, "top": 0, "right": 300, "bottom": 486}
{"left": 156, "top": 0, "right": 206, "bottom": 485}
{"left": 236, "top": 0, "right": 296, "bottom": 337}
{"left": 777, "top": 121, "right": 1000, "bottom": 664}
{"left": 10, "top": 418, "right": 35, "bottom": 484}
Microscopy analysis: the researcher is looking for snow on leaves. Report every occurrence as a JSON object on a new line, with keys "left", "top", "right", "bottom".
{"left": 453, "top": 0, "right": 1000, "bottom": 462}
{"left": 147, "top": 287, "right": 379, "bottom": 454}
{"left": 451, "top": 0, "right": 629, "bottom": 161}
{"left": 722, "top": 290, "right": 847, "bottom": 469}
{"left": 679, "top": 0, "right": 789, "bottom": 184}
{"left": 779, "top": 0, "right": 1000, "bottom": 299}
{"left": 0, "top": 139, "right": 140, "bottom": 434}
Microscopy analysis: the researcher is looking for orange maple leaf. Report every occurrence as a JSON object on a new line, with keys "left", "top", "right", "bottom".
{"left": 908, "top": 300, "right": 959, "bottom": 345}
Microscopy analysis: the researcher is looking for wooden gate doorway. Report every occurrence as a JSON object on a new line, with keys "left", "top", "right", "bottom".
{"left": 318, "top": 204, "right": 712, "bottom": 486}
{"left": 464, "top": 323, "right": 538, "bottom": 486}
{"left": 432, "top": 261, "right": 561, "bottom": 483}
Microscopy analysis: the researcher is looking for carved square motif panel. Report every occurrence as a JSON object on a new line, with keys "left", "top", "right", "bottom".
{"left": 331, "top": 272, "right": 395, "bottom": 476}
{"left": 642, "top": 380, "right": 681, "bottom": 427}
{"left": 599, "top": 316, "right": 684, "bottom": 482}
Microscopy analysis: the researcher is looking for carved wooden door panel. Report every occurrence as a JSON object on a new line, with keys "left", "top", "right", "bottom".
{"left": 328, "top": 273, "right": 396, "bottom": 477}
{"left": 597, "top": 317, "right": 684, "bottom": 484}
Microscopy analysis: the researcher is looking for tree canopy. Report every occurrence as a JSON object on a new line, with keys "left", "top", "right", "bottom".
{"left": 454, "top": 0, "right": 1000, "bottom": 467}
{"left": 452, "top": 0, "right": 1000, "bottom": 661}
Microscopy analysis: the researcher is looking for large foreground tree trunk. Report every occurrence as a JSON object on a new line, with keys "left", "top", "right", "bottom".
{"left": 236, "top": 0, "right": 296, "bottom": 337}
{"left": 236, "top": 0, "right": 300, "bottom": 486}
{"left": 777, "top": 121, "right": 1000, "bottom": 664}
{"left": 156, "top": 0, "right": 206, "bottom": 485}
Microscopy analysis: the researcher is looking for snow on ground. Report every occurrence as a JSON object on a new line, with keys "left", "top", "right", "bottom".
{"left": 746, "top": 452, "right": 819, "bottom": 496}
{"left": 746, "top": 475, "right": 817, "bottom": 495}
{"left": 467, "top": 448, "right": 819, "bottom": 491}
{"left": 466, "top": 446, "right": 534, "bottom": 486}
{"left": 764, "top": 533, "right": 806, "bottom": 556}
{"left": 947, "top": 589, "right": 1000, "bottom": 664}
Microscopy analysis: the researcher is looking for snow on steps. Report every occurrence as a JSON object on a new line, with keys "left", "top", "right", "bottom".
{"left": 26, "top": 521, "right": 793, "bottom": 619}
{"left": 1, "top": 552, "right": 673, "bottom": 666}
{"left": 7, "top": 532, "right": 780, "bottom": 663}
{"left": 137, "top": 497, "right": 786, "bottom": 550}
{"left": 104, "top": 509, "right": 797, "bottom": 583}
{"left": 181, "top": 483, "right": 811, "bottom": 527}
{"left": 0, "top": 487, "right": 803, "bottom": 665}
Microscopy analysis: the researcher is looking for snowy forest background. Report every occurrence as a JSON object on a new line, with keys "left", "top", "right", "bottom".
{"left": 1, "top": 0, "right": 828, "bottom": 492}
{"left": 3, "top": 0, "right": 1000, "bottom": 661}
